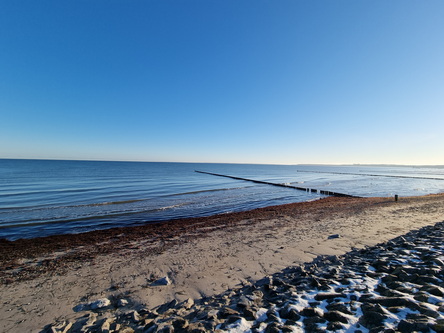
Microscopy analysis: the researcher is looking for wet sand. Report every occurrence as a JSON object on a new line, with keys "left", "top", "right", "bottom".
{"left": 1, "top": 194, "right": 444, "bottom": 332}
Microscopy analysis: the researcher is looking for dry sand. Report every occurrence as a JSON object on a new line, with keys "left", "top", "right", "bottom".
{"left": 1, "top": 194, "right": 443, "bottom": 332}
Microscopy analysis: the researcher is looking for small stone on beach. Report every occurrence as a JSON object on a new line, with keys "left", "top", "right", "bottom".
{"left": 150, "top": 276, "right": 171, "bottom": 286}
{"left": 90, "top": 298, "right": 111, "bottom": 310}
{"left": 328, "top": 234, "right": 340, "bottom": 239}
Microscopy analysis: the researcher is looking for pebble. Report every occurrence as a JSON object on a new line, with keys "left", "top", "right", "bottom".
{"left": 328, "top": 234, "right": 340, "bottom": 239}
{"left": 89, "top": 298, "right": 111, "bottom": 310}
{"left": 150, "top": 276, "right": 171, "bottom": 286}
{"left": 117, "top": 298, "right": 129, "bottom": 307}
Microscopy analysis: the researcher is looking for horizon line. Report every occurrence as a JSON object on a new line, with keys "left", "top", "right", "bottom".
{"left": 1, "top": 157, "right": 443, "bottom": 168}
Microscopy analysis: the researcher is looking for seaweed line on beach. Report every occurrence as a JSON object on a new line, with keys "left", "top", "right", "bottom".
{"left": 0, "top": 196, "right": 390, "bottom": 285}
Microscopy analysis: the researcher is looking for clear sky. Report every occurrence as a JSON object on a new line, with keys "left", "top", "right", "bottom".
{"left": 1, "top": 1, "right": 443, "bottom": 165}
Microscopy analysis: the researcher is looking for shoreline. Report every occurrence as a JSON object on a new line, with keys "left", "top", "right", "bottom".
{"left": 0, "top": 196, "right": 385, "bottom": 283}
{"left": 1, "top": 194, "right": 444, "bottom": 332}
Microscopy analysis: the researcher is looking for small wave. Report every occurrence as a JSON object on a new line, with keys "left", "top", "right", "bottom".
{"left": 85, "top": 199, "right": 147, "bottom": 207}
{"left": 0, "top": 202, "right": 190, "bottom": 230}
{"left": 165, "top": 186, "right": 253, "bottom": 198}
{"left": 0, "top": 187, "right": 250, "bottom": 213}
{"left": 157, "top": 203, "right": 188, "bottom": 211}
{"left": 0, "top": 187, "right": 105, "bottom": 198}
{"left": 0, "top": 198, "right": 151, "bottom": 213}
{"left": 305, "top": 197, "right": 322, "bottom": 203}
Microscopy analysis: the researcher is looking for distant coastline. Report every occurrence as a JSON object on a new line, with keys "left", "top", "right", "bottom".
{"left": 2, "top": 157, "right": 444, "bottom": 167}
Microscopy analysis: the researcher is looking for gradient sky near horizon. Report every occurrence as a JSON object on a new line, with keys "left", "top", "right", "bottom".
{"left": 1, "top": 1, "right": 443, "bottom": 165}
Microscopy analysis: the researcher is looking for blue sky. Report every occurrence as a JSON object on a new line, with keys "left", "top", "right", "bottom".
{"left": 1, "top": 1, "right": 443, "bottom": 165}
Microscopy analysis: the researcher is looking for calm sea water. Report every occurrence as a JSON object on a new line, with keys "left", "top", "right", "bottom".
{"left": 1, "top": 159, "right": 443, "bottom": 240}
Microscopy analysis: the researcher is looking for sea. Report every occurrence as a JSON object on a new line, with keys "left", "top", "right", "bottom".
{"left": 1, "top": 159, "right": 444, "bottom": 241}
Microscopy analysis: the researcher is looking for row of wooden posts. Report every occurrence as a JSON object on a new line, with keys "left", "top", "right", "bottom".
{"left": 196, "top": 170, "right": 401, "bottom": 201}
{"left": 195, "top": 170, "right": 360, "bottom": 198}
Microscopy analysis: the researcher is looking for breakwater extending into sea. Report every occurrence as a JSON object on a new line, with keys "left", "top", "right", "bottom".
{"left": 1, "top": 159, "right": 443, "bottom": 240}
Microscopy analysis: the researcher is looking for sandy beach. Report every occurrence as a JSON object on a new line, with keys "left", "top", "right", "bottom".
{"left": 1, "top": 194, "right": 444, "bottom": 332}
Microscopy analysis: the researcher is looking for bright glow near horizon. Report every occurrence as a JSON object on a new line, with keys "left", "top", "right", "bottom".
{"left": 1, "top": 1, "right": 443, "bottom": 165}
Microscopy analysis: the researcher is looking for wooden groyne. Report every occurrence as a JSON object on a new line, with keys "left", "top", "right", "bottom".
{"left": 195, "top": 170, "right": 360, "bottom": 198}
